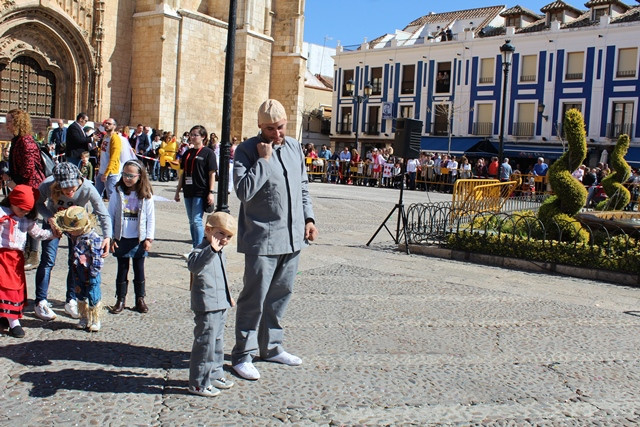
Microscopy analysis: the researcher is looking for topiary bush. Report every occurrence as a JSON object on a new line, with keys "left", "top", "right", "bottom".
{"left": 538, "top": 109, "right": 588, "bottom": 242}
{"left": 595, "top": 133, "right": 631, "bottom": 211}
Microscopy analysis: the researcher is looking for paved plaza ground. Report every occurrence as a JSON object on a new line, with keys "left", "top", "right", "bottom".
{"left": 1, "top": 180, "right": 640, "bottom": 425}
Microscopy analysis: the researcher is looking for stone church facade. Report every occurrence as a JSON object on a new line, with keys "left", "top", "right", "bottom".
{"left": 0, "top": 0, "right": 306, "bottom": 138}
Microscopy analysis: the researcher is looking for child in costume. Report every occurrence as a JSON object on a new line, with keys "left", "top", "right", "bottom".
{"left": 187, "top": 212, "right": 237, "bottom": 397}
{"left": 0, "top": 185, "right": 54, "bottom": 338}
{"left": 53, "top": 206, "right": 104, "bottom": 332}
{"left": 108, "top": 159, "right": 155, "bottom": 314}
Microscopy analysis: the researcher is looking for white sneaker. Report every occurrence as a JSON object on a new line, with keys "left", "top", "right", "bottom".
{"left": 232, "top": 362, "right": 260, "bottom": 380}
{"left": 188, "top": 385, "right": 220, "bottom": 397}
{"left": 182, "top": 252, "right": 191, "bottom": 260}
{"left": 34, "top": 300, "right": 57, "bottom": 321}
{"left": 265, "top": 351, "right": 302, "bottom": 366}
{"left": 64, "top": 299, "right": 80, "bottom": 319}
{"left": 88, "top": 320, "right": 101, "bottom": 332}
{"left": 212, "top": 377, "right": 234, "bottom": 389}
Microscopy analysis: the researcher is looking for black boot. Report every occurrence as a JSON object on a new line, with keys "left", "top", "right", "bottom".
{"left": 111, "top": 281, "right": 127, "bottom": 313}
{"left": 134, "top": 281, "right": 148, "bottom": 313}
{"left": 111, "top": 297, "right": 125, "bottom": 314}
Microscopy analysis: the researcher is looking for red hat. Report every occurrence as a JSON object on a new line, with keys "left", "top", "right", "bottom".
{"left": 8, "top": 184, "right": 40, "bottom": 212}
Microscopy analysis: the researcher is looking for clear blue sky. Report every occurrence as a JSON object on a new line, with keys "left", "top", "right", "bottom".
{"left": 304, "top": 0, "right": 552, "bottom": 47}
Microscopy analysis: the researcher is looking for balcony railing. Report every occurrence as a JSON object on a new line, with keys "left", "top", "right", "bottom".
{"left": 479, "top": 76, "right": 493, "bottom": 84}
{"left": 520, "top": 74, "right": 536, "bottom": 82}
{"left": 472, "top": 122, "right": 493, "bottom": 135}
{"left": 401, "top": 81, "right": 415, "bottom": 94}
{"left": 364, "top": 122, "right": 380, "bottom": 135}
{"left": 337, "top": 122, "right": 352, "bottom": 134}
{"left": 512, "top": 122, "right": 534, "bottom": 137}
{"left": 565, "top": 72, "right": 583, "bottom": 80}
{"left": 433, "top": 123, "right": 449, "bottom": 136}
{"left": 435, "top": 80, "right": 451, "bottom": 93}
{"left": 607, "top": 122, "right": 634, "bottom": 138}
{"left": 617, "top": 69, "right": 637, "bottom": 78}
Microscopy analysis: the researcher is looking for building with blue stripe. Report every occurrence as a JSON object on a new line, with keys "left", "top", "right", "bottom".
{"left": 331, "top": 1, "right": 640, "bottom": 167}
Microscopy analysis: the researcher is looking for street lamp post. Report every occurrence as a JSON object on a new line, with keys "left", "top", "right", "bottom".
{"left": 345, "top": 79, "right": 372, "bottom": 154}
{"left": 498, "top": 40, "right": 515, "bottom": 161}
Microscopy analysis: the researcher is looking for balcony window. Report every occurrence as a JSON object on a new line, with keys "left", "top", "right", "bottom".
{"left": 479, "top": 58, "right": 494, "bottom": 84}
{"left": 433, "top": 104, "right": 450, "bottom": 136}
{"left": 435, "top": 62, "right": 451, "bottom": 93}
{"left": 401, "top": 64, "right": 415, "bottom": 95}
{"left": 608, "top": 101, "right": 634, "bottom": 138}
{"left": 473, "top": 103, "right": 493, "bottom": 135}
{"left": 400, "top": 105, "right": 413, "bottom": 119}
{"left": 338, "top": 107, "right": 352, "bottom": 134}
{"left": 520, "top": 55, "right": 537, "bottom": 82}
{"left": 365, "top": 105, "right": 380, "bottom": 135}
{"left": 514, "top": 102, "right": 535, "bottom": 136}
{"left": 371, "top": 67, "right": 383, "bottom": 95}
{"left": 565, "top": 52, "right": 584, "bottom": 80}
{"left": 617, "top": 48, "right": 637, "bottom": 78}
{"left": 341, "top": 69, "right": 354, "bottom": 97}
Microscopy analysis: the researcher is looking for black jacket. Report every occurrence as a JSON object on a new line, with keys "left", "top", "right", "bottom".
{"left": 65, "top": 122, "right": 93, "bottom": 159}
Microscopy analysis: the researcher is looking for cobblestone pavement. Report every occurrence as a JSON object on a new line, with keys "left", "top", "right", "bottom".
{"left": 2, "top": 181, "right": 640, "bottom": 426}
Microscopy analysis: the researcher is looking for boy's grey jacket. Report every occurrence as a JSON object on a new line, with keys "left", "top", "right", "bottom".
{"left": 37, "top": 175, "right": 113, "bottom": 238}
{"left": 108, "top": 186, "right": 155, "bottom": 241}
{"left": 188, "top": 240, "right": 232, "bottom": 312}
{"left": 233, "top": 135, "right": 315, "bottom": 256}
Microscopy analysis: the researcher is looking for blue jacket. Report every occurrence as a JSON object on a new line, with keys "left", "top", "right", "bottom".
{"left": 233, "top": 134, "right": 315, "bottom": 255}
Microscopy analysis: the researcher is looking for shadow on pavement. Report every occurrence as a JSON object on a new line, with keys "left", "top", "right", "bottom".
{"left": 19, "top": 368, "right": 189, "bottom": 397}
{"left": 1, "top": 339, "right": 189, "bottom": 369}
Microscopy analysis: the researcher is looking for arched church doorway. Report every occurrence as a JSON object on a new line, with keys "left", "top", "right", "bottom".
{"left": 0, "top": 55, "right": 56, "bottom": 118}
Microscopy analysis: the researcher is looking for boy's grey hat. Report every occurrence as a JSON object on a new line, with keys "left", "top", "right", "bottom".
{"left": 53, "top": 162, "right": 81, "bottom": 189}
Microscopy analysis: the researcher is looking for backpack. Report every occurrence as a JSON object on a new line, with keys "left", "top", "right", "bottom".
{"left": 40, "top": 146, "right": 55, "bottom": 177}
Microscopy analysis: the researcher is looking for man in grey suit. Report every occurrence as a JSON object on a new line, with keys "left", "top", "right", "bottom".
{"left": 231, "top": 99, "right": 319, "bottom": 380}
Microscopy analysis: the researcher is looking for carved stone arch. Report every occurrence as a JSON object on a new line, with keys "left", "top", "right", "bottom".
{"left": 0, "top": 4, "right": 95, "bottom": 119}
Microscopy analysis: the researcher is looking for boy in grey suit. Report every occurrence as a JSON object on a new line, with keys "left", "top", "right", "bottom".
{"left": 187, "top": 212, "right": 237, "bottom": 397}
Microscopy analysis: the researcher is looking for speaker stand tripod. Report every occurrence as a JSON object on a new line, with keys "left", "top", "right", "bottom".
{"left": 366, "top": 166, "right": 410, "bottom": 254}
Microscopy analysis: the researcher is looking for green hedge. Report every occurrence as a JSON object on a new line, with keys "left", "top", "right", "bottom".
{"left": 447, "top": 231, "right": 640, "bottom": 274}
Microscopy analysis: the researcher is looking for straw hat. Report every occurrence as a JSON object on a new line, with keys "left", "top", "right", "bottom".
{"left": 205, "top": 211, "right": 237, "bottom": 237}
{"left": 53, "top": 206, "right": 96, "bottom": 234}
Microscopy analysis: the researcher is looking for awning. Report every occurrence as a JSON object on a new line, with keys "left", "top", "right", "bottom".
{"left": 625, "top": 147, "right": 640, "bottom": 166}
{"left": 502, "top": 143, "right": 566, "bottom": 160}
{"left": 420, "top": 137, "right": 483, "bottom": 155}
{"left": 464, "top": 139, "right": 499, "bottom": 158}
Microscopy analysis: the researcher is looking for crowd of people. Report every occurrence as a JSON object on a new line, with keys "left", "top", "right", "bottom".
{"left": 303, "top": 145, "right": 640, "bottom": 208}
{"left": 0, "top": 99, "right": 318, "bottom": 399}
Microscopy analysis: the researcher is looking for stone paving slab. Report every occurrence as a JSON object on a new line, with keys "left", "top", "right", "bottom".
{"left": 1, "top": 181, "right": 640, "bottom": 425}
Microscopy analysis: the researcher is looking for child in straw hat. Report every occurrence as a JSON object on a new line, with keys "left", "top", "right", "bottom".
{"left": 187, "top": 211, "right": 237, "bottom": 397}
{"left": 53, "top": 206, "right": 104, "bottom": 332}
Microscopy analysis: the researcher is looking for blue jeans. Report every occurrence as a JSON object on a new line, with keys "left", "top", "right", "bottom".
{"left": 184, "top": 197, "right": 205, "bottom": 248}
{"left": 94, "top": 173, "right": 105, "bottom": 198}
{"left": 73, "top": 267, "right": 102, "bottom": 307}
{"left": 35, "top": 226, "right": 74, "bottom": 303}
{"left": 105, "top": 173, "right": 120, "bottom": 200}
{"left": 151, "top": 160, "right": 160, "bottom": 180}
